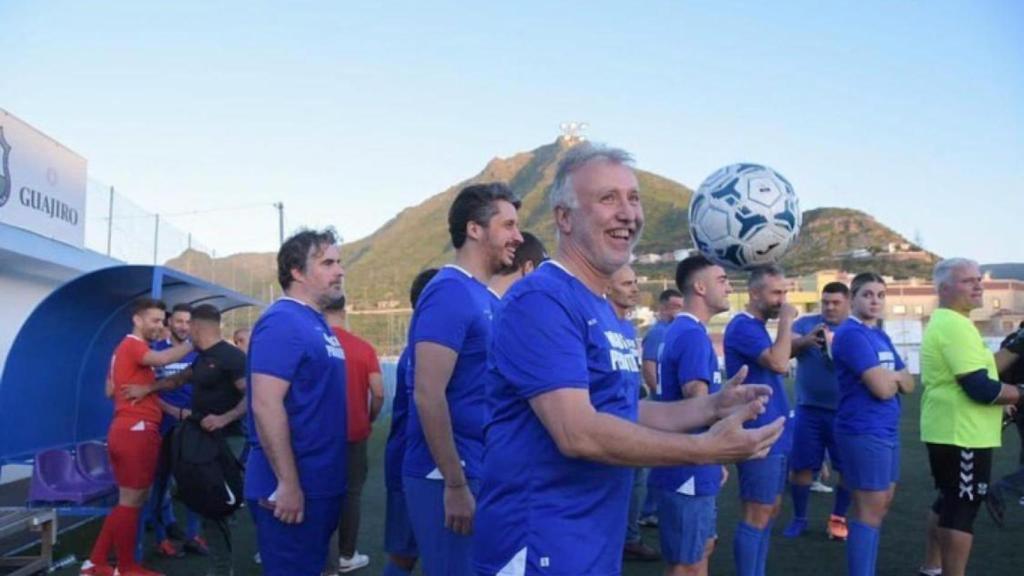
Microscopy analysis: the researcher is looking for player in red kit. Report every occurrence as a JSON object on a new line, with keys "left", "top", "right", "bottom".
{"left": 81, "top": 298, "right": 193, "bottom": 576}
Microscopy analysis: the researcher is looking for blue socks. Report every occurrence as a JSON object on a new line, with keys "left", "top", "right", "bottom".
{"left": 848, "top": 520, "right": 879, "bottom": 576}
{"left": 755, "top": 519, "right": 774, "bottom": 576}
{"left": 791, "top": 483, "right": 810, "bottom": 520}
{"left": 383, "top": 561, "right": 412, "bottom": 576}
{"left": 734, "top": 522, "right": 763, "bottom": 576}
{"left": 833, "top": 485, "right": 851, "bottom": 518}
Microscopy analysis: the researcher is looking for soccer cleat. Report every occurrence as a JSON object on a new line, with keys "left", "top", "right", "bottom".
{"left": 917, "top": 568, "right": 942, "bottom": 576}
{"left": 337, "top": 551, "right": 370, "bottom": 573}
{"left": 154, "top": 538, "right": 184, "bottom": 558}
{"left": 810, "top": 480, "right": 834, "bottom": 493}
{"left": 184, "top": 535, "right": 210, "bottom": 556}
{"left": 79, "top": 560, "right": 118, "bottom": 576}
{"left": 637, "top": 514, "right": 659, "bottom": 528}
{"left": 783, "top": 517, "right": 808, "bottom": 538}
{"left": 827, "top": 514, "right": 848, "bottom": 541}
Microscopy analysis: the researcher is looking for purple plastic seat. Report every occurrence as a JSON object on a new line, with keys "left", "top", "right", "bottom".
{"left": 28, "top": 448, "right": 113, "bottom": 504}
{"left": 75, "top": 441, "right": 115, "bottom": 486}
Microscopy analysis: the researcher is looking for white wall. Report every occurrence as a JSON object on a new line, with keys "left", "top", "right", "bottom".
{"left": 0, "top": 269, "right": 66, "bottom": 376}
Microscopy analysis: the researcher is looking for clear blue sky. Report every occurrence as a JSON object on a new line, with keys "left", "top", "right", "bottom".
{"left": 2, "top": 1, "right": 1021, "bottom": 263}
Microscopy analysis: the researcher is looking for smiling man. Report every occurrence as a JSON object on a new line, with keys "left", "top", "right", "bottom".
{"left": 402, "top": 182, "right": 522, "bottom": 576}
{"left": 473, "top": 143, "right": 786, "bottom": 576}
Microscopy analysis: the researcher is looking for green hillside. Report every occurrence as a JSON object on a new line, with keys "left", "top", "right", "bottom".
{"left": 167, "top": 139, "right": 940, "bottom": 352}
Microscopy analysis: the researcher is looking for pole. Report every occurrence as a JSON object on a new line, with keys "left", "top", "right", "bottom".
{"left": 153, "top": 214, "right": 160, "bottom": 265}
{"left": 106, "top": 187, "right": 115, "bottom": 256}
{"left": 273, "top": 202, "right": 285, "bottom": 245}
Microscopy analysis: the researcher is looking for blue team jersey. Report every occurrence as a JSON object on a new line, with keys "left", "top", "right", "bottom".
{"left": 792, "top": 314, "right": 840, "bottom": 410}
{"left": 403, "top": 265, "right": 498, "bottom": 480}
{"left": 152, "top": 339, "right": 196, "bottom": 408}
{"left": 724, "top": 312, "right": 792, "bottom": 455}
{"left": 151, "top": 339, "right": 197, "bottom": 433}
{"left": 385, "top": 347, "right": 411, "bottom": 492}
{"left": 244, "top": 298, "right": 347, "bottom": 500}
{"left": 832, "top": 317, "right": 906, "bottom": 440}
{"left": 642, "top": 320, "right": 669, "bottom": 362}
{"left": 649, "top": 314, "right": 724, "bottom": 496}
{"left": 475, "top": 261, "right": 640, "bottom": 576}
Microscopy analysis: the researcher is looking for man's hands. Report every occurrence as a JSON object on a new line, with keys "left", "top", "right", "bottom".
{"left": 201, "top": 413, "right": 230, "bottom": 431}
{"left": 120, "top": 383, "right": 153, "bottom": 402}
{"left": 702, "top": 363, "right": 786, "bottom": 464}
{"left": 268, "top": 481, "right": 305, "bottom": 524}
{"left": 444, "top": 483, "right": 475, "bottom": 535}
{"left": 702, "top": 400, "right": 785, "bottom": 463}
{"left": 711, "top": 366, "right": 773, "bottom": 420}
{"left": 780, "top": 303, "right": 799, "bottom": 323}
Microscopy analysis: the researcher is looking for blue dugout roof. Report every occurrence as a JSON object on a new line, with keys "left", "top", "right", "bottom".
{"left": 0, "top": 265, "right": 262, "bottom": 464}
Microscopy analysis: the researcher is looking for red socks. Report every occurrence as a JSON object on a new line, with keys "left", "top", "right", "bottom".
{"left": 90, "top": 505, "right": 141, "bottom": 569}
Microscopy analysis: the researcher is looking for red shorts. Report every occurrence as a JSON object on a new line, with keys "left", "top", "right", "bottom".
{"left": 107, "top": 419, "right": 162, "bottom": 489}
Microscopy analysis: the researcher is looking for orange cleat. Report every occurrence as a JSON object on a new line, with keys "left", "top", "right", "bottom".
{"left": 827, "top": 514, "right": 848, "bottom": 541}
{"left": 154, "top": 538, "right": 183, "bottom": 558}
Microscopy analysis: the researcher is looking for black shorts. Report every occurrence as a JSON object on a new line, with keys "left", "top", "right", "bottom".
{"left": 926, "top": 443, "right": 993, "bottom": 502}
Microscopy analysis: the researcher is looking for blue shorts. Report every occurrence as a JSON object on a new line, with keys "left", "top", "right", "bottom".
{"left": 737, "top": 454, "right": 787, "bottom": 505}
{"left": 836, "top": 433, "right": 899, "bottom": 491}
{"left": 385, "top": 488, "right": 419, "bottom": 557}
{"left": 248, "top": 495, "right": 343, "bottom": 576}
{"left": 404, "top": 476, "right": 480, "bottom": 576}
{"left": 656, "top": 490, "right": 718, "bottom": 565}
{"left": 790, "top": 406, "right": 842, "bottom": 473}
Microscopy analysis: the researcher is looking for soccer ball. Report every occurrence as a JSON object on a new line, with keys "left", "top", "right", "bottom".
{"left": 688, "top": 163, "right": 801, "bottom": 270}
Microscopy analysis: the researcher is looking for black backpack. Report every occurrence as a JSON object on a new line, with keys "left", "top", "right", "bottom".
{"left": 169, "top": 417, "right": 244, "bottom": 519}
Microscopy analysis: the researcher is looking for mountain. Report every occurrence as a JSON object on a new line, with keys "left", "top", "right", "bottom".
{"left": 167, "top": 139, "right": 939, "bottom": 342}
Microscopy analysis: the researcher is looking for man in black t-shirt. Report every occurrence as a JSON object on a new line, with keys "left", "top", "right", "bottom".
{"left": 987, "top": 322, "right": 1024, "bottom": 528}
{"left": 187, "top": 304, "right": 247, "bottom": 576}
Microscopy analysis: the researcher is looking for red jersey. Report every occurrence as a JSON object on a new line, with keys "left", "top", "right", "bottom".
{"left": 332, "top": 327, "right": 381, "bottom": 442}
{"left": 111, "top": 334, "right": 161, "bottom": 425}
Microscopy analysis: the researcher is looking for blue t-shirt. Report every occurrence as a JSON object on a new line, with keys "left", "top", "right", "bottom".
{"left": 403, "top": 265, "right": 498, "bottom": 480}
{"left": 649, "top": 314, "right": 724, "bottom": 496}
{"left": 724, "top": 312, "right": 792, "bottom": 455}
{"left": 833, "top": 317, "right": 906, "bottom": 440}
{"left": 792, "top": 314, "right": 840, "bottom": 410}
{"left": 151, "top": 339, "right": 197, "bottom": 433}
{"left": 642, "top": 320, "right": 669, "bottom": 363}
{"left": 475, "top": 261, "right": 640, "bottom": 576}
{"left": 384, "top": 347, "right": 411, "bottom": 492}
{"left": 244, "top": 298, "right": 347, "bottom": 500}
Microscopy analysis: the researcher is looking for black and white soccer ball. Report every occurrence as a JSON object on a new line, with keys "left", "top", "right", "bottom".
{"left": 688, "top": 163, "right": 801, "bottom": 270}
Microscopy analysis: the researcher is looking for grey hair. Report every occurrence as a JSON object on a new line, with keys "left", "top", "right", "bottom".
{"left": 933, "top": 257, "right": 979, "bottom": 288}
{"left": 548, "top": 142, "right": 634, "bottom": 211}
{"left": 749, "top": 264, "right": 785, "bottom": 289}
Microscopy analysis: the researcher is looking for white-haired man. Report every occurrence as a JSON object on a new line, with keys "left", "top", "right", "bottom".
{"left": 918, "top": 258, "right": 1023, "bottom": 576}
{"left": 472, "top": 143, "right": 786, "bottom": 575}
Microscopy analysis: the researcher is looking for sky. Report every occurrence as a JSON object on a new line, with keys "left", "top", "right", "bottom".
{"left": 2, "top": 0, "right": 1022, "bottom": 263}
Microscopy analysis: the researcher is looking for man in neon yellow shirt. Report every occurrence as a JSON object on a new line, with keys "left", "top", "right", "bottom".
{"left": 918, "top": 258, "right": 1023, "bottom": 576}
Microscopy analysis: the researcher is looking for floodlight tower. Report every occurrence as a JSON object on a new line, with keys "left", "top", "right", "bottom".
{"left": 558, "top": 122, "right": 589, "bottom": 145}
